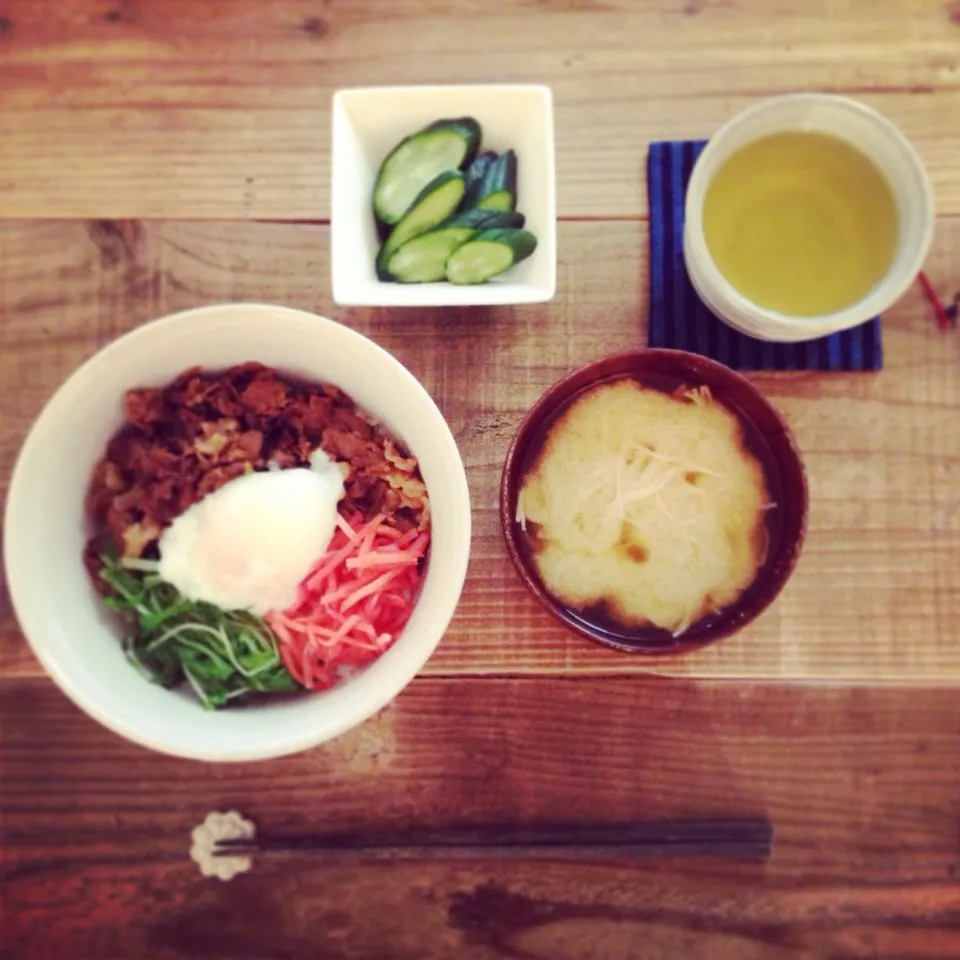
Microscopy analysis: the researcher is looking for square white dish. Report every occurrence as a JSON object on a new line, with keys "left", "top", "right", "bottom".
{"left": 331, "top": 84, "right": 556, "bottom": 307}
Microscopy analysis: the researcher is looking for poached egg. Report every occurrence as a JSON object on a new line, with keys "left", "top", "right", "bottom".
{"left": 157, "top": 450, "right": 345, "bottom": 615}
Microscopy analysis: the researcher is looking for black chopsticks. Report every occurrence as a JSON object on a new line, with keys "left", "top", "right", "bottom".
{"left": 214, "top": 817, "right": 772, "bottom": 861}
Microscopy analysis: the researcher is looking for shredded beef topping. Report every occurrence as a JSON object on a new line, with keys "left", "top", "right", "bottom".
{"left": 86, "top": 363, "right": 429, "bottom": 558}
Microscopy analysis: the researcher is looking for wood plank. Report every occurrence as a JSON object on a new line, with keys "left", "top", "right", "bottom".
{"left": 1, "top": 218, "right": 958, "bottom": 680}
{"left": 3, "top": 677, "right": 959, "bottom": 959}
{"left": 1, "top": 0, "right": 958, "bottom": 219}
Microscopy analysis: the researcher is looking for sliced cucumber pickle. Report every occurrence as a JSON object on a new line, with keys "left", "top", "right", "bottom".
{"left": 444, "top": 228, "right": 537, "bottom": 284}
{"left": 376, "top": 171, "right": 466, "bottom": 279}
{"left": 373, "top": 118, "right": 481, "bottom": 225}
{"left": 371, "top": 120, "right": 537, "bottom": 285}
{"left": 386, "top": 227, "right": 476, "bottom": 283}
{"left": 467, "top": 150, "right": 518, "bottom": 211}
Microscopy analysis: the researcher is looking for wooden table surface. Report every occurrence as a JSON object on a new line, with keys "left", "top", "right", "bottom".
{"left": 2, "top": 2, "right": 959, "bottom": 958}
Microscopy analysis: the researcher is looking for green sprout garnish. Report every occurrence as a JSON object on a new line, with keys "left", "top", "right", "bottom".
{"left": 98, "top": 554, "right": 300, "bottom": 710}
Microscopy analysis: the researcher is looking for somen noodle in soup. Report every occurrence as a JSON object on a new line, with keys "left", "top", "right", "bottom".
{"left": 516, "top": 378, "right": 772, "bottom": 636}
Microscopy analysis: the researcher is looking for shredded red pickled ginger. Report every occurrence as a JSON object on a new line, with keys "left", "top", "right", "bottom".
{"left": 266, "top": 512, "right": 428, "bottom": 690}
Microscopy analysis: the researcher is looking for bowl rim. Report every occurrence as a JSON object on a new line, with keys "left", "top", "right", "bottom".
{"left": 683, "top": 92, "right": 935, "bottom": 334}
{"left": 499, "top": 348, "right": 809, "bottom": 655}
{"left": 4, "top": 302, "right": 472, "bottom": 760}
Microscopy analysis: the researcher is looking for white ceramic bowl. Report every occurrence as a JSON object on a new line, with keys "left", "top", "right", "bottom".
{"left": 331, "top": 83, "right": 556, "bottom": 307}
{"left": 3, "top": 304, "right": 472, "bottom": 762}
{"left": 684, "top": 94, "right": 934, "bottom": 343}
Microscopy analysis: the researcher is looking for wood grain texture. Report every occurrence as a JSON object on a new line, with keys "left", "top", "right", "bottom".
{"left": 0, "top": 0, "right": 959, "bottom": 219}
{"left": 1, "top": 218, "right": 958, "bottom": 681}
{"left": 3, "top": 6, "right": 959, "bottom": 957}
{"left": 3, "top": 677, "right": 960, "bottom": 960}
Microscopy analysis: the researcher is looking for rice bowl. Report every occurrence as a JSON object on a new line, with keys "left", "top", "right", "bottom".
{"left": 3, "top": 304, "right": 471, "bottom": 761}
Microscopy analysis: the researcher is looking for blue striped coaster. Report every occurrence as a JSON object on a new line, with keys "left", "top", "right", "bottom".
{"left": 647, "top": 140, "right": 883, "bottom": 371}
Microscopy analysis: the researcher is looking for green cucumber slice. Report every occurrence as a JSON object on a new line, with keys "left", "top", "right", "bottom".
{"left": 385, "top": 227, "right": 476, "bottom": 283}
{"left": 476, "top": 188, "right": 515, "bottom": 212}
{"left": 442, "top": 208, "right": 526, "bottom": 231}
{"left": 373, "top": 118, "right": 481, "bottom": 225}
{"left": 466, "top": 149, "right": 518, "bottom": 210}
{"left": 376, "top": 170, "right": 466, "bottom": 279}
{"left": 444, "top": 228, "right": 537, "bottom": 284}
{"left": 463, "top": 151, "right": 497, "bottom": 191}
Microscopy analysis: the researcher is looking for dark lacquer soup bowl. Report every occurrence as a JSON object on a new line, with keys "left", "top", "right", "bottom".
{"left": 500, "top": 349, "right": 808, "bottom": 655}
